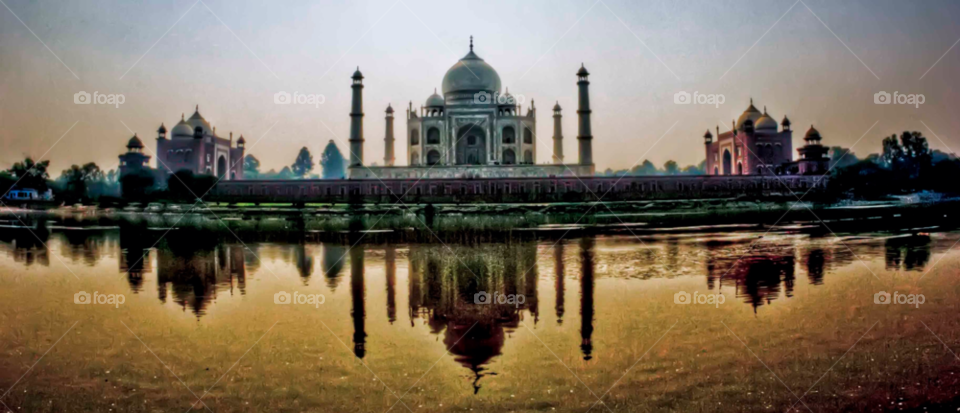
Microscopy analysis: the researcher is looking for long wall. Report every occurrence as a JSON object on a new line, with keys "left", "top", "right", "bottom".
{"left": 208, "top": 175, "right": 829, "bottom": 204}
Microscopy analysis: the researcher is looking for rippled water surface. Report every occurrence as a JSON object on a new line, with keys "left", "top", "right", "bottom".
{"left": 2, "top": 228, "right": 960, "bottom": 412}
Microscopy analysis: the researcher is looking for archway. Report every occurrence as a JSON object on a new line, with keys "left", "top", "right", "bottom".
{"left": 714, "top": 167, "right": 719, "bottom": 175}
{"left": 523, "top": 150, "right": 533, "bottom": 164}
{"left": 217, "top": 155, "right": 227, "bottom": 179}
{"left": 455, "top": 125, "right": 486, "bottom": 165}
{"left": 426, "top": 127, "right": 440, "bottom": 145}
{"left": 502, "top": 149, "right": 516, "bottom": 165}
{"left": 737, "top": 162, "right": 743, "bottom": 175}
{"left": 523, "top": 128, "right": 533, "bottom": 144}
{"left": 722, "top": 150, "right": 732, "bottom": 175}
{"left": 502, "top": 127, "right": 515, "bottom": 144}
{"left": 426, "top": 150, "right": 441, "bottom": 165}
{"left": 410, "top": 129, "right": 419, "bottom": 145}
{"left": 411, "top": 151, "right": 419, "bottom": 166}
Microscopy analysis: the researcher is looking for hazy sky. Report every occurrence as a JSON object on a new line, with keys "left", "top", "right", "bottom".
{"left": 2, "top": 0, "right": 959, "bottom": 175}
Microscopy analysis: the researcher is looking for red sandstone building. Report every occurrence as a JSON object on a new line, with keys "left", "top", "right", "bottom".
{"left": 704, "top": 99, "right": 828, "bottom": 176}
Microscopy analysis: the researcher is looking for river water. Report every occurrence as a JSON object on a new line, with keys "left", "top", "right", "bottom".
{"left": 1, "top": 228, "right": 958, "bottom": 412}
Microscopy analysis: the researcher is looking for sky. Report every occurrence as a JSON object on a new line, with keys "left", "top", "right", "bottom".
{"left": 1, "top": 0, "right": 959, "bottom": 175}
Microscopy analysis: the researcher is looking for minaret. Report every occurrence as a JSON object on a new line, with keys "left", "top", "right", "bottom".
{"left": 349, "top": 67, "right": 365, "bottom": 167}
{"left": 576, "top": 64, "right": 593, "bottom": 168}
{"left": 384, "top": 104, "right": 395, "bottom": 166}
{"left": 552, "top": 102, "right": 564, "bottom": 163}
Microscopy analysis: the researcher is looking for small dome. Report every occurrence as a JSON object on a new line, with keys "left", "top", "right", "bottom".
{"left": 127, "top": 134, "right": 144, "bottom": 149}
{"left": 577, "top": 64, "right": 589, "bottom": 77}
{"left": 385, "top": 104, "right": 394, "bottom": 114}
{"left": 352, "top": 67, "right": 363, "bottom": 80}
{"left": 736, "top": 99, "right": 762, "bottom": 129}
{"left": 805, "top": 125, "right": 821, "bottom": 139}
{"left": 187, "top": 105, "right": 212, "bottom": 135}
{"left": 703, "top": 129, "right": 713, "bottom": 138}
{"left": 157, "top": 123, "right": 166, "bottom": 133}
{"left": 755, "top": 107, "right": 778, "bottom": 130}
{"left": 425, "top": 89, "right": 444, "bottom": 107}
{"left": 171, "top": 116, "right": 193, "bottom": 138}
{"left": 781, "top": 116, "right": 791, "bottom": 127}
{"left": 237, "top": 135, "right": 246, "bottom": 144}
{"left": 553, "top": 101, "right": 561, "bottom": 111}
{"left": 441, "top": 39, "right": 501, "bottom": 95}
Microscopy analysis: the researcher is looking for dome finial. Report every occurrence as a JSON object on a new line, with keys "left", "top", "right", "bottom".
{"left": 763, "top": 106, "right": 767, "bottom": 114}
{"left": 181, "top": 113, "right": 185, "bottom": 121}
{"left": 750, "top": 98, "right": 753, "bottom": 105}
{"left": 195, "top": 104, "right": 199, "bottom": 112}
{"left": 469, "top": 35, "right": 473, "bottom": 52}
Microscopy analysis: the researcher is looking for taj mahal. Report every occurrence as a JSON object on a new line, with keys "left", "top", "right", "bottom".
{"left": 346, "top": 37, "right": 595, "bottom": 179}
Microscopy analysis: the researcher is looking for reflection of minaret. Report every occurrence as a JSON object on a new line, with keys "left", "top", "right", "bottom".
{"left": 295, "top": 244, "right": 314, "bottom": 285}
{"left": 385, "top": 246, "right": 397, "bottom": 324}
{"left": 408, "top": 247, "right": 422, "bottom": 326}
{"left": 554, "top": 243, "right": 565, "bottom": 324}
{"left": 579, "top": 237, "right": 595, "bottom": 360}
{"left": 350, "top": 247, "right": 366, "bottom": 358}
{"left": 522, "top": 243, "right": 539, "bottom": 324}
{"left": 119, "top": 226, "right": 152, "bottom": 293}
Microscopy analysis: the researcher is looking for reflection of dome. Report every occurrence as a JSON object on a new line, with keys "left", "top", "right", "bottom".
{"left": 755, "top": 107, "right": 777, "bottom": 131}
{"left": 171, "top": 116, "right": 193, "bottom": 138}
{"left": 441, "top": 40, "right": 501, "bottom": 95}
{"left": 736, "top": 99, "right": 762, "bottom": 129}
{"left": 425, "top": 89, "right": 444, "bottom": 107}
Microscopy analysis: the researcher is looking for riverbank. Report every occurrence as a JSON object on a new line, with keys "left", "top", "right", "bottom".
{"left": 2, "top": 197, "right": 957, "bottom": 243}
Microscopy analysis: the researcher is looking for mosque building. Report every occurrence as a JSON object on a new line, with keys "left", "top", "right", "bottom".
{"left": 152, "top": 106, "right": 246, "bottom": 181}
{"left": 704, "top": 100, "right": 828, "bottom": 176}
{"left": 347, "top": 37, "right": 595, "bottom": 179}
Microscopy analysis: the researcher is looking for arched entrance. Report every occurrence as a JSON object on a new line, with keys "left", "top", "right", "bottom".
{"left": 722, "top": 150, "right": 732, "bottom": 175}
{"left": 455, "top": 125, "right": 486, "bottom": 165}
{"left": 523, "top": 150, "right": 533, "bottom": 164}
{"left": 426, "top": 150, "right": 441, "bottom": 165}
{"left": 502, "top": 149, "right": 516, "bottom": 165}
{"left": 737, "top": 162, "right": 743, "bottom": 175}
{"left": 411, "top": 151, "right": 419, "bottom": 166}
{"left": 217, "top": 155, "right": 227, "bottom": 179}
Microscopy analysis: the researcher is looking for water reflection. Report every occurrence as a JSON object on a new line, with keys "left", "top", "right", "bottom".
{"left": 0, "top": 228, "right": 952, "bottom": 393}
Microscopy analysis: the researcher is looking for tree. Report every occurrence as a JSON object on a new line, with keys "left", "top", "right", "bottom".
{"left": 120, "top": 169, "right": 155, "bottom": 201}
{"left": 6, "top": 157, "right": 50, "bottom": 192}
{"left": 291, "top": 147, "right": 314, "bottom": 178}
{"left": 277, "top": 166, "right": 295, "bottom": 180}
{"left": 320, "top": 140, "right": 346, "bottom": 179}
{"left": 167, "top": 170, "right": 216, "bottom": 201}
{"left": 828, "top": 147, "right": 859, "bottom": 169}
{"left": 630, "top": 160, "right": 658, "bottom": 176}
{"left": 243, "top": 155, "right": 261, "bottom": 179}
{"left": 663, "top": 160, "right": 679, "bottom": 175}
{"left": 882, "top": 131, "right": 931, "bottom": 181}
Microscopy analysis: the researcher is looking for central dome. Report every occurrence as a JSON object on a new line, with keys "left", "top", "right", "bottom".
{"left": 441, "top": 45, "right": 502, "bottom": 95}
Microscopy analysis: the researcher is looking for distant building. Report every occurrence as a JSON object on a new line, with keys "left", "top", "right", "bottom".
{"left": 118, "top": 133, "right": 150, "bottom": 176}
{"left": 154, "top": 106, "right": 246, "bottom": 181}
{"left": 704, "top": 99, "right": 828, "bottom": 175}
{"left": 347, "top": 37, "right": 594, "bottom": 179}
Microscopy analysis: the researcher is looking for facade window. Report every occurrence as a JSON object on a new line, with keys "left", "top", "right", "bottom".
{"left": 411, "top": 129, "right": 419, "bottom": 145}
{"left": 502, "top": 127, "right": 516, "bottom": 144}
{"left": 523, "top": 128, "right": 533, "bottom": 144}
{"left": 426, "top": 127, "right": 440, "bottom": 145}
